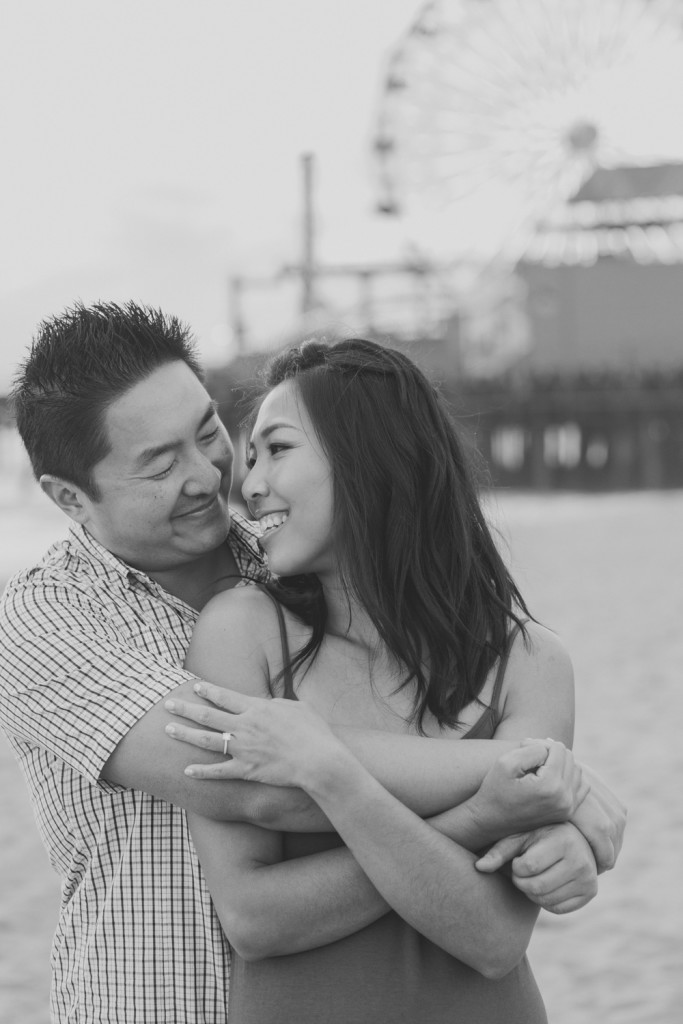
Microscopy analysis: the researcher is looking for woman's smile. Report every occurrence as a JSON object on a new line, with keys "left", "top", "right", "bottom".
{"left": 257, "top": 511, "right": 290, "bottom": 539}
{"left": 243, "top": 381, "right": 335, "bottom": 578}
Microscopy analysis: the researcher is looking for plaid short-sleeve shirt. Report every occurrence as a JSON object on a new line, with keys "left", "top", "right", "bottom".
{"left": 0, "top": 511, "right": 267, "bottom": 1024}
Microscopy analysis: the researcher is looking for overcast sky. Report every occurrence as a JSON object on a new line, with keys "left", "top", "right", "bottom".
{"left": 0, "top": 0, "right": 423, "bottom": 392}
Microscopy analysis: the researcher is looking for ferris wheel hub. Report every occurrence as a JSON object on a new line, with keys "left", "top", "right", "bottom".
{"left": 566, "top": 121, "right": 599, "bottom": 154}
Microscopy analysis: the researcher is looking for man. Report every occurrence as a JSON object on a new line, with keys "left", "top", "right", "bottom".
{"left": 0, "top": 301, "right": 624, "bottom": 1023}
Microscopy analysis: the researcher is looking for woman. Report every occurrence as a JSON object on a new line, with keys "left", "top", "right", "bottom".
{"left": 165, "top": 338, "right": 586, "bottom": 1023}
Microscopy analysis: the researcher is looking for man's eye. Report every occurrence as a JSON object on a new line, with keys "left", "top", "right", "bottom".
{"left": 151, "top": 462, "right": 175, "bottom": 480}
{"left": 201, "top": 426, "right": 220, "bottom": 443}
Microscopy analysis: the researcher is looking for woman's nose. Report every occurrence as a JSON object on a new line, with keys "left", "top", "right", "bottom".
{"left": 242, "top": 462, "right": 268, "bottom": 504}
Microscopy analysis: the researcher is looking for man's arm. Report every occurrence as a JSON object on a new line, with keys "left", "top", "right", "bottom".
{"left": 105, "top": 586, "right": 525, "bottom": 826}
{"left": 2, "top": 567, "right": 623, "bottom": 905}
{"left": 148, "top": 611, "right": 574, "bottom": 824}
{"left": 1, "top": 579, "right": 509, "bottom": 829}
{"left": 11, "top": 576, "right": 620, "bottom": 877}
{"left": 103, "top": 674, "right": 519, "bottom": 824}
{"left": 153, "top": 616, "right": 574, "bottom": 824}
{"left": 102, "top": 675, "right": 322, "bottom": 823}
{"left": 0, "top": 575, "right": 298, "bottom": 825}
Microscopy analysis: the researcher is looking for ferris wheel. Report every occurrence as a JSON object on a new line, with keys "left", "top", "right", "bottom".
{"left": 374, "top": 0, "right": 683, "bottom": 265}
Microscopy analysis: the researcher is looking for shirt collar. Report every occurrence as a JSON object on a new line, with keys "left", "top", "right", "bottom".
{"left": 67, "top": 509, "right": 268, "bottom": 591}
{"left": 227, "top": 507, "right": 268, "bottom": 581}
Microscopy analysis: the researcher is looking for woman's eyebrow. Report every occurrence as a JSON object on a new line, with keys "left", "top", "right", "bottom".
{"left": 258, "top": 421, "right": 302, "bottom": 439}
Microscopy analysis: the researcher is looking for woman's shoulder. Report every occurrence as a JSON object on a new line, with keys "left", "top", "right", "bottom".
{"left": 495, "top": 619, "right": 575, "bottom": 743}
{"left": 511, "top": 619, "right": 573, "bottom": 674}
{"left": 504, "top": 619, "right": 574, "bottom": 697}
{"left": 195, "top": 585, "right": 284, "bottom": 642}
{"left": 193, "top": 585, "right": 310, "bottom": 668}
{"left": 188, "top": 586, "right": 303, "bottom": 697}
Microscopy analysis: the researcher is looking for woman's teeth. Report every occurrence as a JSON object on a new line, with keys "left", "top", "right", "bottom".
{"left": 259, "top": 512, "right": 289, "bottom": 536}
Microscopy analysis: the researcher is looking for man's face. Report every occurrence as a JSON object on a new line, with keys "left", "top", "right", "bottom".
{"left": 79, "top": 360, "right": 233, "bottom": 573}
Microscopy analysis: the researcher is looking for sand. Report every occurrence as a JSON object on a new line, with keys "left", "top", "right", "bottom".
{"left": 1, "top": 489, "right": 681, "bottom": 1023}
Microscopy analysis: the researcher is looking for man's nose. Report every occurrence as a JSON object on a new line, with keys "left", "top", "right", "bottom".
{"left": 184, "top": 451, "right": 223, "bottom": 495}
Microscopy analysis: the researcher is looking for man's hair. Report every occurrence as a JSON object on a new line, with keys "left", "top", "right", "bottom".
{"left": 257, "top": 337, "right": 531, "bottom": 731}
{"left": 12, "top": 300, "right": 204, "bottom": 498}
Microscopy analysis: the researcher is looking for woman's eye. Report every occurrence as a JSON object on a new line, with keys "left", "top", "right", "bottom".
{"left": 201, "top": 427, "right": 220, "bottom": 443}
{"left": 245, "top": 441, "right": 289, "bottom": 467}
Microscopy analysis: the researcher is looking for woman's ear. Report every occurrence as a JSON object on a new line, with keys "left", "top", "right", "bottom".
{"left": 39, "top": 475, "right": 90, "bottom": 524}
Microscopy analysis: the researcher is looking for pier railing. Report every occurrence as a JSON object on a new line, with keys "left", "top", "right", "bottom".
{"left": 446, "top": 372, "right": 683, "bottom": 491}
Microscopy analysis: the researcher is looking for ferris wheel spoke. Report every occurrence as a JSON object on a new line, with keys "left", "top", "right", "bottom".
{"left": 373, "top": 0, "right": 683, "bottom": 259}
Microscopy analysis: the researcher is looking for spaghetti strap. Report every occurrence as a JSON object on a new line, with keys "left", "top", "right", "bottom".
{"left": 489, "top": 621, "right": 524, "bottom": 711}
{"left": 462, "top": 620, "right": 527, "bottom": 739}
{"left": 255, "top": 585, "right": 296, "bottom": 700}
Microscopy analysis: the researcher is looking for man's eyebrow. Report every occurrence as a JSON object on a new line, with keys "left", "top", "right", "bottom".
{"left": 135, "top": 402, "right": 219, "bottom": 467}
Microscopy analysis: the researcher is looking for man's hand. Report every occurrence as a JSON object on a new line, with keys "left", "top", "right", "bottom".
{"left": 570, "top": 765, "right": 627, "bottom": 873}
{"left": 468, "top": 739, "right": 589, "bottom": 840}
{"left": 475, "top": 822, "right": 599, "bottom": 914}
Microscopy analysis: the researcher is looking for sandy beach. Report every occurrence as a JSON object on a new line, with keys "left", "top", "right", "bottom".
{"left": 1, "top": 487, "right": 681, "bottom": 1023}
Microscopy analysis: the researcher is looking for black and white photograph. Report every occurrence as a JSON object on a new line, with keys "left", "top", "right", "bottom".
{"left": 0, "top": 3, "right": 681, "bottom": 1022}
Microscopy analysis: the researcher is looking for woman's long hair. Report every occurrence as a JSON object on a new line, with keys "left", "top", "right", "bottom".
{"left": 255, "top": 337, "right": 531, "bottom": 731}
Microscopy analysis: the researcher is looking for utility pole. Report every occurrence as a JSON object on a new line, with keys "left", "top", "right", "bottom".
{"left": 229, "top": 275, "right": 247, "bottom": 353}
{"left": 301, "top": 151, "right": 316, "bottom": 314}
{"left": 229, "top": 152, "right": 452, "bottom": 349}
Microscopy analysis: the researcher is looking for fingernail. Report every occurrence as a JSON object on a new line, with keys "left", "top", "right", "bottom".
{"left": 193, "top": 684, "right": 204, "bottom": 696}
{"left": 165, "top": 724, "right": 176, "bottom": 736}
{"left": 165, "top": 700, "right": 176, "bottom": 712}
{"left": 185, "top": 766, "right": 197, "bottom": 777}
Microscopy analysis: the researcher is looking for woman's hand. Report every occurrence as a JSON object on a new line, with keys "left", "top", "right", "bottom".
{"left": 165, "top": 682, "right": 349, "bottom": 789}
{"left": 469, "top": 739, "right": 590, "bottom": 837}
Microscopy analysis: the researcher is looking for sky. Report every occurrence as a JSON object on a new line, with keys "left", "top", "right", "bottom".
{"left": 5, "top": 1, "right": 683, "bottom": 394}
{"left": 0, "top": 0, "right": 422, "bottom": 392}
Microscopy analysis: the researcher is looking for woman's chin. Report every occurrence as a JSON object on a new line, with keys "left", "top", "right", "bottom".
{"left": 261, "top": 545, "right": 298, "bottom": 577}
{"left": 269, "top": 560, "right": 305, "bottom": 578}
{"left": 261, "top": 537, "right": 328, "bottom": 579}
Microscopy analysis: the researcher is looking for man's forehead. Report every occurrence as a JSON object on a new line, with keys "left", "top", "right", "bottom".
{"left": 102, "top": 364, "right": 215, "bottom": 458}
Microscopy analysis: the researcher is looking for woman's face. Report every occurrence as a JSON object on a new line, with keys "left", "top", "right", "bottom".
{"left": 243, "top": 380, "right": 336, "bottom": 579}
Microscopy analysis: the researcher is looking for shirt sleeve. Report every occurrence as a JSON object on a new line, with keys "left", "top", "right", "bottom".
{"left": 0, "top": 572, "right": 197, "bottom": 789}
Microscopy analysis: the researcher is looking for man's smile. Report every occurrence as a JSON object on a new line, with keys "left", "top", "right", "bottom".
{"left": 173, "top": 494, "right": 221, "bottom": 519}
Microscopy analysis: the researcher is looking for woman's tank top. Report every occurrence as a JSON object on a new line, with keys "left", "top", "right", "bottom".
{"left": 227, "top": 596, "right": 546, "bottom": 1024}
